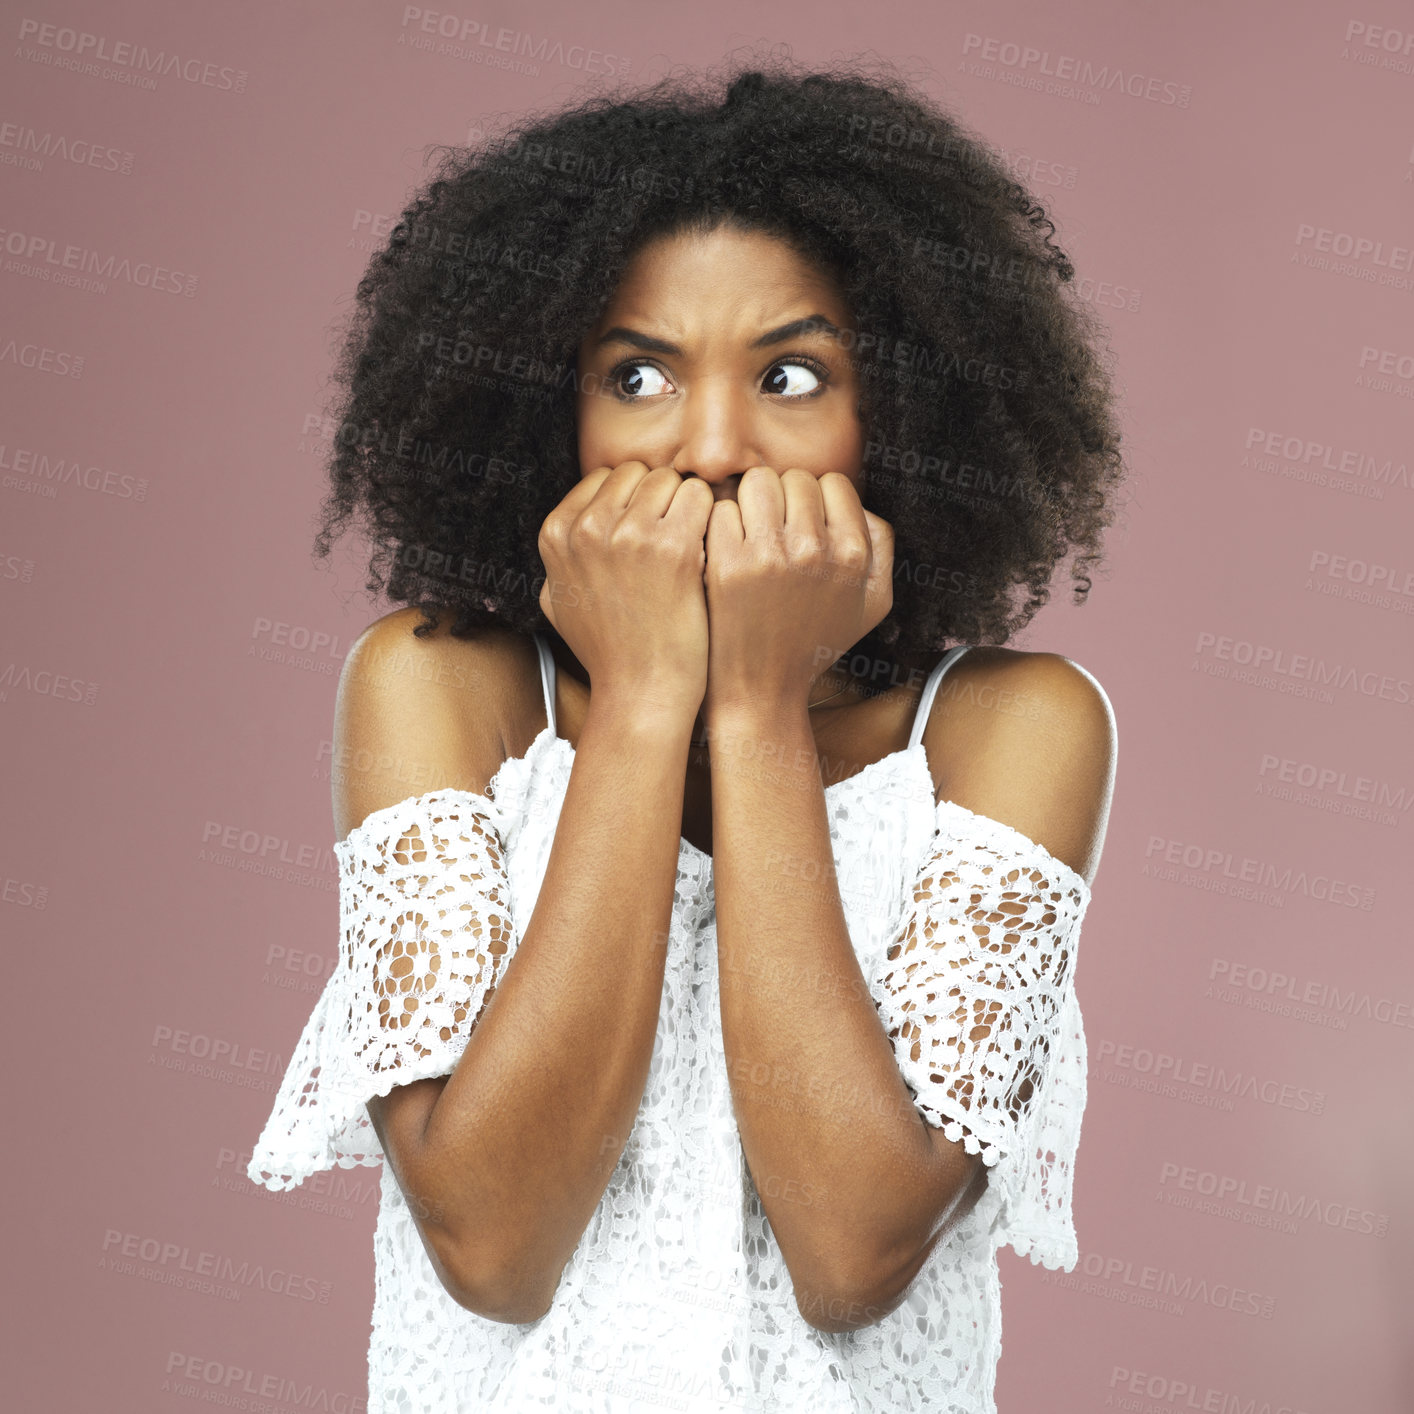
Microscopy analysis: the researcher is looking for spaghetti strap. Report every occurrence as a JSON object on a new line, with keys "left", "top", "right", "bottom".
{"left": 906, "top": 646, "right": 973, "bottom": 751}
{"left": 531, "top": 633, "right": 963, "bottom": 747}
{"left": 530, "top": 632, "right": 557, "bottom": 734}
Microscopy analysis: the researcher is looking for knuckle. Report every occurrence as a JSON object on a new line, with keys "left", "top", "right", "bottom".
{"left": 836, "top": 539, "right": 869, "bottom": 569}
{"left": 760, "top": 546, "right": 791, "bottom": 575}
{"left": 572, "top": 508, "right": 605, "bottom": 542}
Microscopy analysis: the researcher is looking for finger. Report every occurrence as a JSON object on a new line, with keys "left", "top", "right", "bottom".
{"left": 861, "top": 508, "right": 896, "bottom": 606}
{"left": 736, "top": 465, "right": 784, "bottom": 540}
{"left": 554, "top": 465, "right": 616, "bottom": 518}
{"left": 780, "top": 468, "right": 825, "bottom": 550}
{"left": 818, "top": 471, "right": 868, "bottom": 537}
{"left": 624, "top": 465, "right": 692, "bottom": 520}
{"left": 662, "top": 474, "right": 715, "bottom": 533}
{"left": 819, "top": 472, "right": 871, "bottom": 575}
{"left": 704, "top": 497, "right": 744, "bottom": 561}
{"left": 861, "top": 506, "right": 894, "bottom": 563}
{"left": 588, "top": 459, "right": 654, "bottom": 510}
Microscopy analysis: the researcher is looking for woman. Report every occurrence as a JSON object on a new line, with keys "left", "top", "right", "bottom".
{"left": 249, "top": 56, "right": 1122, "bottom": 1413}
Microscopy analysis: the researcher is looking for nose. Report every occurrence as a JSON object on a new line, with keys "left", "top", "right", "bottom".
{"left": 670, "top": 379, "right": 761, "bottom": 497}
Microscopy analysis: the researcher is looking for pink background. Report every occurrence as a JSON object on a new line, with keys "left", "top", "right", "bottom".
{"left": 5, "top": 1, "right": 1410, "bottom": 1410}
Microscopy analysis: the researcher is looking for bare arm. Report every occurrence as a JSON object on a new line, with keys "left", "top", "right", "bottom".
{"left": 709, "top": 699, "right": 983, "bottom": 1334}
{"left": 360, "top": 464, "right": 713, "bottom": 1324}
{"left": 698, "top": 469, "right": 1115, "bottom": 1332}
{"left": 709, "top": 656, "right": 1114, "bottom": 1333}
{"left": 362, "top": 663, "right": 694, "bottom": 1323}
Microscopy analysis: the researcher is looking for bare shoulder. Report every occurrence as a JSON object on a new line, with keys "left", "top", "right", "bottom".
{"left": 920, "top": 646, "right": 1117, "bottom": 886}
{"left": 331, "top": 607, "right": 542, "bottom": 841}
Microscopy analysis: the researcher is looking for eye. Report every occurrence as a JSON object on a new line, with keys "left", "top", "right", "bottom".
{"left": 763, "top": 359, "right": 828, "bottom": 398}
{"left": 609, "top": 361, "right": 674, "bottom": 399}
{"left": 604, "top": 355, "right": 831, "bottom": 401}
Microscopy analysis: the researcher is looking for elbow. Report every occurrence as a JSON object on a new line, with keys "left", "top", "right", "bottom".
{"left": 433, "top": 1229, "right": 561, "bottom": 1326}
{"left": 376, "top": 1117, "right": 561, "bottom": 1324}
{"left": 451, "top": 1275, "right": 556, "bottom": 1327}
{"left": 794, "top": 1275, "right": 901, "bottom": 1334}
{"left": 792, "top": 1250, "right": 911, "bottom": 1334}
{"left": 793, "top": 1149, "right": 993, "bottom": 1334}
{"left": 790, "top": 1119, "right": 992, "bottom": 1336}
{"left": 792, "top": 1206, "right": 971, "bottom": 1334}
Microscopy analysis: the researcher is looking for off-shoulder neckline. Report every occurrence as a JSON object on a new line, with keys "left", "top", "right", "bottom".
{"left": 336, "top": 722, "right": 930, "bottom": 863}
{"left": 334, "top": 722, "right": 1090, "bottom": 894}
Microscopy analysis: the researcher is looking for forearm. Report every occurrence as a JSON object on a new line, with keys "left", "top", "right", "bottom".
{"left": 709, "top": 703, "right": 971, "bottom": 1320}
{"left": 416, "top": 690, "right": 694, "bottom": 1310}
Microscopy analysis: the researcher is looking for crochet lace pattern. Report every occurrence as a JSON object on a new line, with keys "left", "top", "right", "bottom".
{"left": 873, "top": 800, "right": 1090, "bottom": 1269}
{"left": 247, "top": 734, "right": 1093, "bottom": 1413}
{"left": 247, "top": 793, "right": 517, "bottom": 1189}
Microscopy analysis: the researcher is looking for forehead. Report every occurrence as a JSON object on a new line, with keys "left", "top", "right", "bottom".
{"left": 594, "top": 225, "right": 849, "bottom": 329}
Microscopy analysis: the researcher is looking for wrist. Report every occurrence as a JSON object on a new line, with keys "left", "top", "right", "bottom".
{"left": 702, "top": 700, "right": 820, "bottom": 788}
{"left": 704, "top": 657, "right": 856, "bottom": 720}
{"left": 586, "top": 680, "right": 701, "bottom": 733}
{"left": 702, "top": 694, "right": 812, "bottom": 742}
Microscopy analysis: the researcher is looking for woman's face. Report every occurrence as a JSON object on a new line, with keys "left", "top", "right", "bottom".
{"left": 575, "top": 224, "right": 864, "bottom": 500}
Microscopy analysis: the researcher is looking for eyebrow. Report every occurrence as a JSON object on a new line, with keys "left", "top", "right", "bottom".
{"left": 593, "top": 314, "right": 843, "bottom": 356}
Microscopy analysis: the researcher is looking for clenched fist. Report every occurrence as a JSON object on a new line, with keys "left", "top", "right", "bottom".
{"left": 538, "top": 461, "right": 715, "bottom": 714}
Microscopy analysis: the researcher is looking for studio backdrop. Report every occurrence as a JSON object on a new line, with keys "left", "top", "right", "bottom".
{"left": 4, "top": 2, "right": 1409, "bottom": 1411}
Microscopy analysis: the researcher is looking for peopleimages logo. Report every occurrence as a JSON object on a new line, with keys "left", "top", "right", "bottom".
{"left": 0, "top": 121, "right": 135, "bottom": 175}
{"left": 1107, "top": 1365, "right": 1313, "bottom": 1414}
{"left": 1209, "top": 958, "right": 1414, "bottom": 1032}
{"left": 1045, "top": 1248, "right": 1276, "bottom": 1318}
{"left": 1095, "top": 1038, "right": 1326, "bottom": 1115}
{"left": 0, "top": 225, "right": 197, "bottom": 294}
{"left": 1158, "top": 1161, "right": 1389, "bottom": 1237}
{"left": 162, "top": 1352, "right": 366, "bottom": 1412}
{"left": 100, "top": 1229, "right": 331, "bottom": 1303}
{"left": 0, "top": 440, "right": 147, "bottom": 498}
{"left": 14, "top": 18, "right": 249, "bottom": 91}
{"left": 1142, "top": 834, "right": 1375, "bottom": 910}
{"left": 960, "top": 33, "right": 1192, "bottom": 106}
{"left": 396, "top": 8, "right": 630, "bottom": 76}
{"left": 1242, "top": 424, "right": 1411, "bottom": 498}
{"left": 1257, "top": 750, "right": 1411, "bottom": 815}
{"left": 1193, "top": 631, "right": 1413, "bottom": 707}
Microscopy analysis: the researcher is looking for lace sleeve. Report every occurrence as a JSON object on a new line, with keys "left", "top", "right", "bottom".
{"left": 870, "top": 800, "right": 1092, "bottom": 1271}
{"left": 246, "top": 791, "right": 518, "bottom": 1193}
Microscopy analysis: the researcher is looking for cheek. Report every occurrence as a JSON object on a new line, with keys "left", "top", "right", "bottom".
{"left": 575, "top": 395, "right": 607, "bottom": 471}
{"left": 831, "top": 408, "right": 865, "bottom": 473}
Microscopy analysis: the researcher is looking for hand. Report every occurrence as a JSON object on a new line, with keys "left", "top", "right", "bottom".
{"left": 537, "top": 461, "right": 714, "bottom": 712}
{"left": 701, "top": 467, "right": 894, "bottom": 713}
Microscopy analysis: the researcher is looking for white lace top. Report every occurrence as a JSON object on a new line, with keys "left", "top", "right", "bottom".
{"left": 248, "top": 634, "right": 1096, "bottom": 1413}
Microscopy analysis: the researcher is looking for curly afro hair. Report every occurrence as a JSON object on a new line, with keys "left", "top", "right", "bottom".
{"left": 313, "top": 49, "right": 1126, "bottom": 687}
